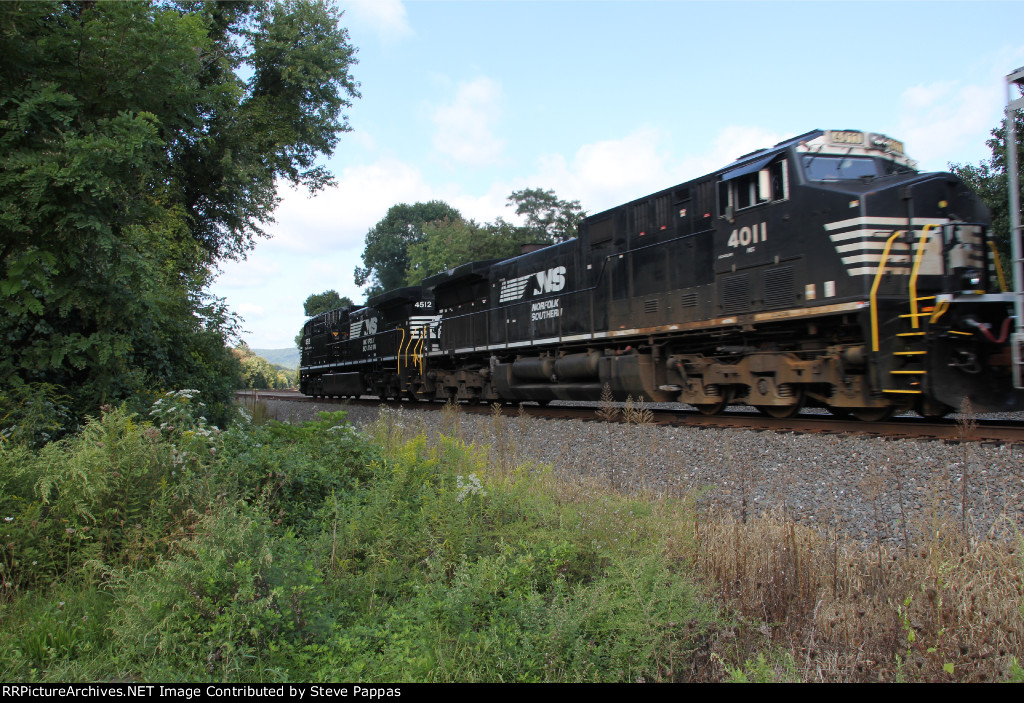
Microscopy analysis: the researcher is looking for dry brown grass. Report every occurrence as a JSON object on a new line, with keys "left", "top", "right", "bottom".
{"left": 676, "top": 508, "right": 1023, "bottom": 682}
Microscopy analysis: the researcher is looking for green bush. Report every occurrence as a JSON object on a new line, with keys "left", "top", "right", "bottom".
{"left": 0, "top": 405, "right": 178, "bottom": 593}
{"left": 0, "top": 383, "right": 77, "bottom": 448}
{"left": 0, "top": 398, "right": 728, "bottom": 682}
{"left": 108, "top": 504, "right": 326, "bottom": 682}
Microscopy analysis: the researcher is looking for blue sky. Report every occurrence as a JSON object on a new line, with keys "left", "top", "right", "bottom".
{"left": 211, "top": 0, "right": 1024, "bottom": 349}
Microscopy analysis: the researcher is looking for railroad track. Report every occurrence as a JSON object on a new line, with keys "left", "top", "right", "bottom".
{"left": 236, "top": 390, "right": 1024, "bottom": 444}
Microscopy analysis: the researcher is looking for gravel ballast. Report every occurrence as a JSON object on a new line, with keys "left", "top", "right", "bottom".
{"left": 256, "top": 398, "right": 1024, "bottom": 546}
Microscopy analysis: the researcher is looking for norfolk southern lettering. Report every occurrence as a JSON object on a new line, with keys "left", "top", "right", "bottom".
{"left": 531, "top": 298, "right": 561, "bottom": 321}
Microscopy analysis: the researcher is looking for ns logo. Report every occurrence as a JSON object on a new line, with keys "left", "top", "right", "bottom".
{"left": 498, "top": 265, "right": 569, "bottom": 303}
{"left": 350, "top": 317, "right": 378, "bottom": 339}
{"left": 534, "top": 266, "right": 566, "bottom": 295}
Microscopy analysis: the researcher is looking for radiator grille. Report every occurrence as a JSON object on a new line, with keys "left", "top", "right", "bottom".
{"left": 763, "top": 266, "right": 794, "bottom": 309}
{"left": 721, "top": 275, "right": 749, "bottom": 314}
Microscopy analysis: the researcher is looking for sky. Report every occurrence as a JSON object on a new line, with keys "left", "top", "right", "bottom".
{"left": 210, "top": 0, "right": 1024, "bottom": 349}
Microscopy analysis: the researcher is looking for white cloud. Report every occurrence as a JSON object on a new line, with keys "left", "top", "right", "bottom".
{"left": 342, "top": 0, "right": 412, "bottom": 42}
{"left": 236, "top": 302, "right": 266, "bottom": 319}
{"left": 530, "top": 125, "right": 785, "bottom": 215}
{"left": 432, "top": 77, "right": 505, "bottom": 167}
{"left": 894, "top": 45, "right": 1024, "bottom": 169}
{"left": 214, "top": 256, "right": 281, "bottom": 289}
{"left": 897, "top": 80, "right": 1002, "bottom": 168}
{"left": 265, "top": 157, "right": 437, "bottom": 253}
{"left": 211, "top": 155, "right": 443, "bottom": 346}
{"left": 529, "top": 127, "right": 669, "bottom": 214}
{"left": 675, "top": 125, "right": 787, "bottom": 184}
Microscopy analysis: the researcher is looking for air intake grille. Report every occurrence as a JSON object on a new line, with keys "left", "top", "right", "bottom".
{"left": 763, "top": 266, "right": 794, "bottom": 309}
{"left": 721, "top": 275, "right": 748, "bottom": 314}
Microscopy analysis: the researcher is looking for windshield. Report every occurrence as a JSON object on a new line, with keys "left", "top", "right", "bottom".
{"left": 802, "top": 155, "right": 879, "bottom": 181}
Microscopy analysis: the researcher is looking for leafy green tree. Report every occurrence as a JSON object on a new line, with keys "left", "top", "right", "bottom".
{"left": 951, "top": 112, "right": 1024, "bottom": 280}
{"left": 354, "top": 201, "right": 462, "bottom": 296}
{"left": 234, "top": 344, "right": 292, "bottom": 389}
{"left": 405, "top": 218, "right": 537, "bottom": 285}
{"left": 0, "top": 1, "right": 359, "bottom": 423}
{"left": 507, "top": 188, "right": 586, "bottom": 243}
{"left": 402, "top": 189, "right": 583, "bottom": 284}
{"left": 304, "top": 290, "right": 354, "bottom": 318}
{"left": 358, "top": 190, "right": 582, "bottom": 292}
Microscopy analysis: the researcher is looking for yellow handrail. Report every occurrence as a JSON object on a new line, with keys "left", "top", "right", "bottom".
{"left": 988, "top": 241, "right": 1008, "bottom": 292}
{"left": 929, "top": 299, "right": 950, "bottom": 324}
{"left": 396, "top": 327, "right": 407, "bottom": 374}
{"left": 870, "top": 230, "right": 906, "bottom": 352}
{"left": 908, "top": 224, "right": 938, "bottom": 329}
{"left": 414, "top": 327, "right": 427, "bottom": 374}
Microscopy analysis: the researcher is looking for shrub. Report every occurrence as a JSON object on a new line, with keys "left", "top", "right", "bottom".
{"left": 108, "top": 504, "right": 325, "bottom": 682}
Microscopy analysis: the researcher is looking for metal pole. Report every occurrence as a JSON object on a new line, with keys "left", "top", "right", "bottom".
{"left": 1006, "top": 66, "right": 1024, "bottom": 388}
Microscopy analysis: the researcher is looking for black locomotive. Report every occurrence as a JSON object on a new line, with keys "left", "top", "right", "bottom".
{"left": 301, "top": 129, "right": 1022, "bottom": 420}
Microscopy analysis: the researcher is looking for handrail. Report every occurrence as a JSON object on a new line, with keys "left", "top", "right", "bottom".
{"left": 396, "top": 327, "right": 407, "bottom": 374}
{"left": 869, "top": 230, "right": 906, "bottom": 352}
{"left": 908, "top": 224, "right": 938, "bottom": 329}
{"left": 413, "top": 327, "right": 427, "bottom": 375}
{"left": 929, "top": 299, "right": 950, "bottom": 324}
{"left": 988, "top": 241, "right": 1009, "bottom": 292}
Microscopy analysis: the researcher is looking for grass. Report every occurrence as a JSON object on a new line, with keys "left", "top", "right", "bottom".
{"left": 0, "top": 395, "right": 728, "bottom": 682}
{"left": 0, "top": 392, "right": 1020, "bottom": 682}
{"left": 687, "top": 509, "right": 1024, "bottom": 681}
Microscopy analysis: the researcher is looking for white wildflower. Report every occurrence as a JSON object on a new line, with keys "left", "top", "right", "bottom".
{"left": 456, "top": 473, "right": 487, "bottom": 502}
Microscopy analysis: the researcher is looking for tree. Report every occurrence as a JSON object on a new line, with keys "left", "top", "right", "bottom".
{"left": 405, "top": 218, "right": 539, "bottom": 285}
{"left": 304, "top": 290, "right": 354, "bottom": 318}
{"left": 950, "top": 112, "right": 1024, "bottom": 280}
{"left": 0, "top": 1, "right": 359, "bottom": 423}
{"left": 233, "top": 344, "right": 294, "bottom": 389}
{"left": 402, "top": 189, "right": 584, "bottom": 284}
{"left": 507, "top": 188, "right": 586, "bottom": 243}
{"left": 354, "top": 201, "right": 462, "bottom": 296}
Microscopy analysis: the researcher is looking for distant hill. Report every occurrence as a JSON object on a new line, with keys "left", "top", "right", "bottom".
{"left": 252, "top": 348, "right": 300, "bottom": 369}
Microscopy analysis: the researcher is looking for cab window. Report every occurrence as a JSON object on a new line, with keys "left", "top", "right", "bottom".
{"left": 802, "top": 155, "right": 878, "bottom": 181}
{"left": 718, "top": 159, "right": 788, "bottom": 216}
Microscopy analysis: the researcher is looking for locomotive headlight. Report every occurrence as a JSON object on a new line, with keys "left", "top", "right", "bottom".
{"left": 961, "top": 268, "right": 983, "bottom": 291}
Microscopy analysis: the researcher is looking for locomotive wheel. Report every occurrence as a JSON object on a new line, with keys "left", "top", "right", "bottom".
{"left": 916, "top": 398, "right": 951, "bottom": 420}
{"left": 694, "top": 401, "right": 728, "bottom": 416}
{"left": 849, "top": 406, "right": 895, "bottom": 422}
{"left": 693, "top": 386, "right": 733, "bottom": 416}
{"left": 755, "top": 387, "right": 805, "bottom": 419}
{"left": 828, "top": 406, "right": 852, "bottom": 418}
{"left": 756, "top": 403, "right": 802, "bottom": 419}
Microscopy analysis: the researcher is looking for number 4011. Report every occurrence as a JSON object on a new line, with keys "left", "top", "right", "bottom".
{"left": 727, "top": 222, "right": 767, "bottom": 248}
